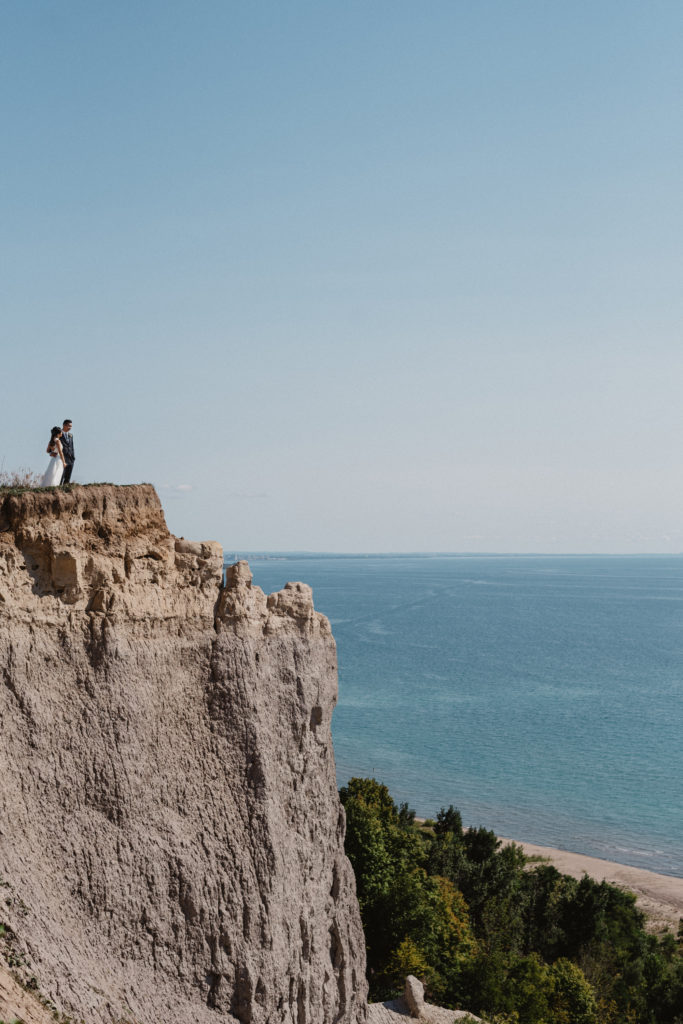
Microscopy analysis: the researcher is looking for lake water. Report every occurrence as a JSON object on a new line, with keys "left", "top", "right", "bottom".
{"left": 240, "top": 554, "right": 683, "bottom": 877}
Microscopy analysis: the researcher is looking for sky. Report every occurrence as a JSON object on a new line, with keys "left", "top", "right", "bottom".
{"left": 1, "top": 1, "right": 682, "bottom": 553}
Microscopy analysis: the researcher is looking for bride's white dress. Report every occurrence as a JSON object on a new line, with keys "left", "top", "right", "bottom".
{"left": 41, "top": 450, "right": 64, "bottom": 487}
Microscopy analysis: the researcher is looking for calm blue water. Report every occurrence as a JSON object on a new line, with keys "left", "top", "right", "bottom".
{"left": 242, "top": 555, "right": 683, "bottom": 877}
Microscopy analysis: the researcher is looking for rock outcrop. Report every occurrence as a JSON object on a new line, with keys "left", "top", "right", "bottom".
{"left": 0, "top": 484, "right": 367, "bottom": 1024}
{"left": 368, "top": 977, "right": 486, "bottom": 1024}
{"left": 404, "top": 975, "right": 426, "bottom": 1018}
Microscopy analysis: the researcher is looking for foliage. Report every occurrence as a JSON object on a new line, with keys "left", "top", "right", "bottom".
{"left": 340, "top": 779, "right": 476, "bottom": 1003}
{"left": 341, "top": 779, "right": 683, "bottom": 1024}
{"left": 0, "top": 481, "right": 145, "bottom": 497}
{"left": 0, "top": 466, "right": 43, "bottom": 491}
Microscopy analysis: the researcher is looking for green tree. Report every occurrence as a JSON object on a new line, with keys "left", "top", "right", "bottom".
{"left": 342, "top": 780, "right": 683, "bottom": 1023}
{"left": 548, "top": 957, "right": 598, "bottom": 1024}
{"left": 340, "top": 778, "right": 476, "bottom": 1003}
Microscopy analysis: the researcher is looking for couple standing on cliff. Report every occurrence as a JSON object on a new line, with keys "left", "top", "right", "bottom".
{"left": 40, "top": 419, "right": 75, "bottom": 487}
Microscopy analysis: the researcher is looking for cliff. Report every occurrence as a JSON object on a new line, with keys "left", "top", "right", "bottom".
{"left": 0, "top": 484, "right": 367, "bottom": 1024}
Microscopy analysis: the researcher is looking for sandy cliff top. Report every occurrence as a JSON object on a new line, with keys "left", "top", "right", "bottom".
{"left": 0, "top": 483, "right": 330, "bottom": 637}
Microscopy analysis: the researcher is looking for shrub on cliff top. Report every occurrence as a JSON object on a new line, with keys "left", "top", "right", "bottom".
{"left": 0, "top": 467, "right": 42, "bottom": 491}
{"left": 0, "top": 481, "right": 143, "bottom": 497}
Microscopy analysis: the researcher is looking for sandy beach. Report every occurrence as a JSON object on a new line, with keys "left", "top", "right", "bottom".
{"left": 500, "top": 837, "right": 683, "bottom": 933}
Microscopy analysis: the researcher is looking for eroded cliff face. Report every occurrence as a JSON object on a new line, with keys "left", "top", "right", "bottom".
{"left": 0, "top": 484, "right": 367, "bottom": 1024}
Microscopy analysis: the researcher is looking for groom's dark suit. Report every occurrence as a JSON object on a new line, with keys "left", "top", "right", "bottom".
{"left": 61, "top": 431, "right": 75, "bottom": 484}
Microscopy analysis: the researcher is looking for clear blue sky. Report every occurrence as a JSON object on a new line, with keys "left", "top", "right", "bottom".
{"left": 2, "top": 1, "right": 682, "bottom": 552}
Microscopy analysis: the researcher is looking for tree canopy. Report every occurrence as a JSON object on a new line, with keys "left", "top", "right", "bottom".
{"left": 340, "top": 779, "right": 683, "bottom": 1024}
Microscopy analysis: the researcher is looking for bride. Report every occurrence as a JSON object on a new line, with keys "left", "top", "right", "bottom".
{"left": 41, "top": 426, "right": 67, "bottom": 487}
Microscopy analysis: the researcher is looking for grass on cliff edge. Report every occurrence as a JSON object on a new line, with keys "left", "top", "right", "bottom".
{"left": 0, "top": 481, "right": 151, "bottom": 498}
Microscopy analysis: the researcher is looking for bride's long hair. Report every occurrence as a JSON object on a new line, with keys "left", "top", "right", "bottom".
{"left": 48, "top": 426, "right": 62, "bottom": 449}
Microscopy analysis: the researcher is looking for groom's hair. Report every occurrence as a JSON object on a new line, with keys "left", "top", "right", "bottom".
{"left": 63, "top": 419, "right": 72, "bottom": 427}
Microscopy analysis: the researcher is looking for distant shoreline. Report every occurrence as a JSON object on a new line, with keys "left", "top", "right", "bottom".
{"left": 499, "top": 836, "right": 683, "bottom": 933}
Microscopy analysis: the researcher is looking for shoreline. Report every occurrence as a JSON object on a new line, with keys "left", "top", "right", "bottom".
{"left": 500, "top": 836, "right": 683, "bottom": 933}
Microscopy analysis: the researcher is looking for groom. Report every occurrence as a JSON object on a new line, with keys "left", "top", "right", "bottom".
{"left": 60, "top": 419, "right": 75, "bottom": 484}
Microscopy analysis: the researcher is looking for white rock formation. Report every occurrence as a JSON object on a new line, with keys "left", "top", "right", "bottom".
{"left": 0, "top": 484, "right": 367, "bottom": 1024}
{"left": 404, "top": 974, "right": 426, "bottom": 1017}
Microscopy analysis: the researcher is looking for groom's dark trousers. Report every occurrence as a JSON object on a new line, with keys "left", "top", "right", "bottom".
{"left": 61, "top": 432, "right": 75, "bottom": 484}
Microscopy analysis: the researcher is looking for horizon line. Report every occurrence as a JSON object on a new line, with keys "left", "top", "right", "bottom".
{"left": 221, "top": 550, "right": 682, "bottom": 559}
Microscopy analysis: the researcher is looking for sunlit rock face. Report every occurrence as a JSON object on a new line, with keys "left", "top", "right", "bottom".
{"left": 0, "top": 484, "right": 367, "bottom": 1024}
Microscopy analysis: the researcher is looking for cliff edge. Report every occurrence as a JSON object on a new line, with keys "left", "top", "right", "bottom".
{"left": 0, "top": 485, "right": 367, "bottom": 1024}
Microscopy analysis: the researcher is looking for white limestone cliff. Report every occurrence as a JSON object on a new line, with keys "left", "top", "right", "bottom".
{"left": 0, "top": 484, "right": 367, "bottom": 1024}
